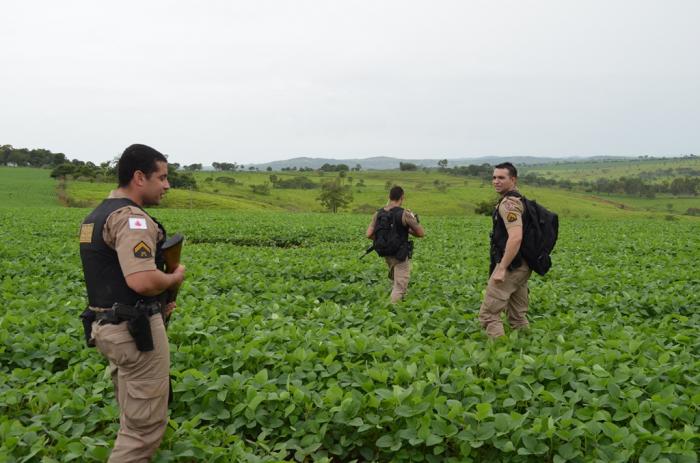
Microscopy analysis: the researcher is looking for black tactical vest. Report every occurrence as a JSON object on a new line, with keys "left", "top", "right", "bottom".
{"left": 489, "top": 191, "right": 523, "bottom": 274}
{"left": 80, "top": 198, "right": 166, "bottom": 307}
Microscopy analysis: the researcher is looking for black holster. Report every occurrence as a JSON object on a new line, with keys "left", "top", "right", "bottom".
{"left": 80, "top": 307, "right": 97, "bottom": 348}
{"left": 123, "top": 301, "right": 153, "bottom": 352}
{"left": 395, "top": 240, "right": 414, "bottom": 262}
{"left": 114, "top": 302, "right": 155, "bottom": 352}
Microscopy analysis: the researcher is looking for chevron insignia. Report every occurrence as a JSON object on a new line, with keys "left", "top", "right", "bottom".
{"left": 133, "top": 241, "right": 152, "bottom": 258}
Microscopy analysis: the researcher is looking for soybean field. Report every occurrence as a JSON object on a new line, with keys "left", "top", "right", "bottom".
{"left": 1, "top": 204, "right": 699, "bottom": 462}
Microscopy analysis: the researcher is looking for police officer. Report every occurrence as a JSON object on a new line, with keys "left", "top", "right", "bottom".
{"left": 366, "top": 186, "right": 425, "bottom": 303}
{"left": 479, "top": 162, "right": 531, "bottom": 338}
{"left": 79, "top": 144, "right": 185, "bottom": 461}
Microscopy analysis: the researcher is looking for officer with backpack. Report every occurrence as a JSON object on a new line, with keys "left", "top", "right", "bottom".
{"left": 366, "top": 186, "right": 425, "bottom": 303}
{"left": 479, "top": 162, "right": 535, "bottom": 337}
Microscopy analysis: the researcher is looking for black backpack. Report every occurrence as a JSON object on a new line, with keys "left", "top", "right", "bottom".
{"left": 506, "top": 192, "right": 559, "bottom": 276}
{"left": 372, "top": 207, "right": 409, "bottom": 259}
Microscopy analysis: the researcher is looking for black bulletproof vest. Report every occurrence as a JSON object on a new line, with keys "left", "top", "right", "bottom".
{"left": 80, "top": 198, "right": 166, "bottom": 307}
{"left": 489, "top": 191, "right": 523, "bottom": 273}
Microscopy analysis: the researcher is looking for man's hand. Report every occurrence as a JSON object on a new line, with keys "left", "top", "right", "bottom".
{"left": 492, "top": 265, "right": 506, "bottom": 283}
{"left": 165, "top": 302, "right": 177, "bottom": 318}
{"left": 171, "top": 264, "right": 186, "bottom": 287}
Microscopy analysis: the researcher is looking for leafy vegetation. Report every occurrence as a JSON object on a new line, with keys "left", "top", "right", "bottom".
{"left": 1, "top": 196, "right": 699, "bottom": 461}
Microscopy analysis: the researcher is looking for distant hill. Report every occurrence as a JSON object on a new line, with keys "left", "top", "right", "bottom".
{"left": 249, "top": 155, "right": 636, "bottom": 171}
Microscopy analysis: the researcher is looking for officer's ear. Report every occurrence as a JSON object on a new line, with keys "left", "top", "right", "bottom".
{"left": 132, "top": 170, "right": 147, "bottom": 187}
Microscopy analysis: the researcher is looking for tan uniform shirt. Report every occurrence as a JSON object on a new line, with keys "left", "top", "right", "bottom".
{"left": 498, "top": 194, "right": 524, "bottom": 231}
{"left": 103, "top": 191, "right": 162, "bottom": 277}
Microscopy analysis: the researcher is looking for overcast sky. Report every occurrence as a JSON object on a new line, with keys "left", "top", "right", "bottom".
{"left": 2, "top": 0, "right": 699, "bottom": 165}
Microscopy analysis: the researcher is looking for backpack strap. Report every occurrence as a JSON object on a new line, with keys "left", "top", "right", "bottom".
{"left": 376, "top": 206, "right": 404, "bottom": 225}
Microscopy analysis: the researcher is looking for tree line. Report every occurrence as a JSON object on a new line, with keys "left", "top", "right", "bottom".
{"left": 1, "top": 145, "right": 69, "bottom": 167}
{"left": 49, "top": 160, "right": 198, "bottom": 190}
{"left": 439, "top": 160, "right": 699, "bottom": 197}
{"left": 518, "top": 172, "right": 699, "bottom": 197}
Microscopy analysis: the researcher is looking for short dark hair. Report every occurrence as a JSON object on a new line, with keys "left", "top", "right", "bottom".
{"left": 117, "top": 144, "right": 168, "bottom": 187}
{"left": 389, "top": 185, "right": 404, "bottom": 201}
{"left": 494, "top": 162, "right": 517, "bottom": 178}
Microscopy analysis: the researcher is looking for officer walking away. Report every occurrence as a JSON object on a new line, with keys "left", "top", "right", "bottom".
{"left": 479, "top": 162, "right": 532, "bottom": 338}
{"left": 79, "top": 144, "right": 185, "bottom": 461}
{"left": 366, "top": 186, "right": 425, "bottom": 303}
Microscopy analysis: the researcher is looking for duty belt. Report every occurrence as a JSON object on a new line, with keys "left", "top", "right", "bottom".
{"left": 91, "top": 302, "right": 162, "bottom": 325}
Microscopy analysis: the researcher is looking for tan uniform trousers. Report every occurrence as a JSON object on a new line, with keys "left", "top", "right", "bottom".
{"left": 92, "top": 315, "right": 170, "bottom": 463}
{"left": 385, "top": 256, "right": 411, "bottom": 303}
{"left": 479, "top": 264, "right": 532, "bottom": 338}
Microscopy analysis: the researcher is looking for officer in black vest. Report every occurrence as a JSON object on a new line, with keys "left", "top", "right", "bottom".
{"left": 479, "top": 162, "right": 532, "bottom": 338}
{"left": 79, "top": 144, "right": 185, "bottom": 461}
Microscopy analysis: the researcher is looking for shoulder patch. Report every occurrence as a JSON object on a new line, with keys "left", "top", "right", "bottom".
{"left": 79, "top": 223, "right": 94, "bottom": 243}
{"left": 506, "top": 212, "right": 518, "bottom": 222}
{"left": 129, "top": 217, "right": 148, "bottom": 230}
{"left": 133, "top": 241, "right": 153, "bottom": 258}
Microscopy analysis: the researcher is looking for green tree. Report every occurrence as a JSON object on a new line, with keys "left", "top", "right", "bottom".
{"left": 184, "top": 163, "right": 202, "bottom": 171}
{"left": 318, "top": 179, "right": 353, "bottom": 213}
{"left": 50, "top": 163, "right": 76, "bottom": 179}
{"left": 169, "top": 171, "right": 197, "bottom": 189}
{"left": 213, "top": 162, "right": 237, "bottom": 171}
{"left": 474, "top": 196, "right": 498, "bottom": 215}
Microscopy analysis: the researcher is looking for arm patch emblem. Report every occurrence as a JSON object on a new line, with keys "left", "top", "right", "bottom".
{"left": 79, "top": 223, "right": 94, "bottom": 243}
{"left": 133, "top": 241, "right": 153, "bottom": 258}
{"left": 506, "top": 212, "right": 518, "bottom": 222}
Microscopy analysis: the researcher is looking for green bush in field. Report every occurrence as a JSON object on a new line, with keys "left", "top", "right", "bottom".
{"left": 474, "top": 198, "right": 497, "bottom": 216}
{"left": 272, "top": 176, "right": 318, "bottom": 190}
{"left": 250, "top": 183, "right": 271, "bottom": 195}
